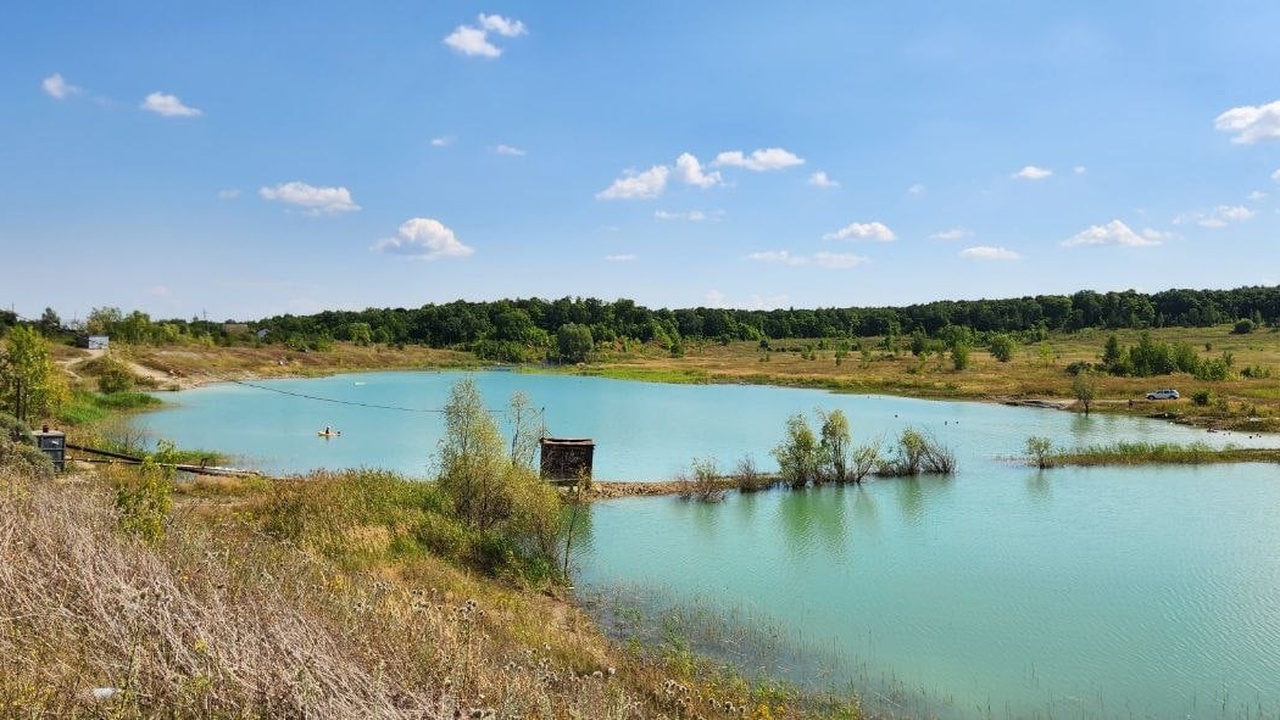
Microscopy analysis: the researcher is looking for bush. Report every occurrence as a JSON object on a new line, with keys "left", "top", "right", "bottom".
{"left": 988, "top": 334, "right": 1016, "bottom": 362}
{"left": 677, "top": 457, "right": 725, "bottom": 502}
{"left": 879, "top": 428, "right": 956, "bottom": 476}
{"left": 1192, "top": 389, "right": 1211, "bottom": 406}
{"left": 95, "top": 355, "right": 138, "bottom": 393}
{"left": 732, "top": 454, "right": 771, "bottom": 493}
{"left": 0, "top": 437, "right": 54, "bottom": 481}
{"left": 0, "top": 411, "right": 33, "bottom": 445}
{"left": 1025, "top": 436, "right": 1053, "bottom": 469}
{"left": 1233, "top": 318, "right": 1255, "bottom": 335}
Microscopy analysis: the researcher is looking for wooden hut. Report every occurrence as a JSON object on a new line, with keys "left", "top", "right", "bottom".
{"left": 539, "top": 437, "right": 594, "bottom": 482}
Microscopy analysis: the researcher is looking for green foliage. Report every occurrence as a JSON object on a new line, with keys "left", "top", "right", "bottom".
{"left": 987, "top": 333, "right": 1016, "bottom": 362}
{"left": 771, "top": 413, "right": 820, "bottom": 488}
{"left": 0, "top": 326, "right": 67, "bottom": 423}
{"left": 555, "top": 323, "right": 594, "bottom": 363}
{"left": 0, "top": 411, "right": 34, "bottom": 445}
{"left": 817, "top": 408, "right": 850, "bottom": 482}
{"left": 1072, "top": 370, "right": 1097, "bottom": 414}
{"left": 677, "top": 457, "right": 725, "bottom": 502}
{"left": 1025, "top": 436, "right": 1053, "bottom": 469}
{"left": 95, "top": 355, "right": 137, "bottom": 393}
{"left": 1192, "top": 389, "right": 1211, "bottom": 406}
{"left": 950, "top": 343, "right": 970, "bottom": 371}
{"left": 114, "top": 442, "right": 177, "bottom": 543}
{"left": 879, "top": 428, "right": 956, "bottom": 476}
{"left": 435, "top": 377, "right": 562, "bottom": 577}
{"left": 0, "top": 436, "right": 54, "bottom": 481}
{"left": 1232, "top": 318, "right": 1255, "bottom": 335}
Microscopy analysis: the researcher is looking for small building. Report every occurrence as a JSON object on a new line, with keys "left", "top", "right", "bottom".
{"left": 33, "top": 429, "right": 66, "bottom": 473}
{"left": 79, "top": 335, "right": 109, "bottom": 350}
{"left": 539, "top": 437, "right": 594, "bottom": 482}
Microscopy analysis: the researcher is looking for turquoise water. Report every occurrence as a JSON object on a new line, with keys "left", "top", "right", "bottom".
{"left": 133, "top": 371, "right": 1280, "bottom": 718}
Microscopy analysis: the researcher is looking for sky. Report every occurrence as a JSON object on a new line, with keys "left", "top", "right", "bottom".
{"left": 2, "top": 0, "right": 1279, "bottom": 322}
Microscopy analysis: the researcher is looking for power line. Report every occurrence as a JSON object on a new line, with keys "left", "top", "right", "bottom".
{"left": 226, "top": 378, "right": 446, "bottom": 413}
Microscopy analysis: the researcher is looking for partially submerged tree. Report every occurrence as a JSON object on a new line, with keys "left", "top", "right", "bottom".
{"left": 1026, "top": 436, "right": 1053, "bottom": 469}
{"left": 772, "top": 413, "right": 820, "bottom": 488}
{"left": 817, "top": 408, "right": 851, "bottom": 482}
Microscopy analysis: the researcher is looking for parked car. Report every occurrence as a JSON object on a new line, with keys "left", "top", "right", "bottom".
{"left": 1146, "top": 388, "right": 1179, "bottom": 400}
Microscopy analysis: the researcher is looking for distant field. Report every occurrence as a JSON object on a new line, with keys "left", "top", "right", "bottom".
{"left": 585, "top": 325, "right": 1280, "bottom": 432}
{"left": 73, "top": 324, "right": 1279, "bottom": 434}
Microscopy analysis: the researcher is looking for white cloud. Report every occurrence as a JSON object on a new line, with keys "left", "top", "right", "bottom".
{"left": 907, "top": 183, "right": 925, "bottom": 195}
{"left": 259, "top": 181, "right": 360, "bottom": 214}
{"left": 823, "top": 221, "right": 896, "bottom": 242}
{"left": 1214, "top": 100, "right": 1280, "bottom": 144}
{"left": 492, "top": 144, "right": 526, "bottom": 156}
{"left": 674, "top": 153, "right": 721, "bottom": 188}
{"left": 141, "top": 91, "right": 202, "bottom": 117}
{"left": 42, "top": 73, "right": 80, "bottom": 99}
{"left": 713, "top": 147, "right": 804, "bottom": 171}
{"left": 655, "top": 209, "right": 720, "bottom": 222}
{"left": 959, "top": 246, "right": 1020, "bottom": 260}
{"left": 444, "top": 13, "right": 527, "bottom": 58}
{"left": 1175, "top": 205, "right": 1257, "bottom": 228}
{"left": 444, "top": 25, "right": 500, "bottom": 57}
{"left": 746, "top": 250, "right": 868, "bottom": 269}
{"left": 429, "top": 136, "right": 453, "bottom": 147}
{"left": 1215, "top": 205, "right": 1254, "bottom": 222}
{"left": 1273, "top": 168, "right": 1280, "bottom": 183}
{"left": 478, "top": 13, "right": 527, "bottom": 37}
{"left": 813, "top": 252, "right": 870, "bottom": 269}
{"left": 1247, "top": 190, "right": 1267, "bottom": 201}
{"left": 373, "top": 218, "right": 473, "bottom": 259}
{"left": 746, "top": 251, "right": 804, "bottom": 265}
{"left": 1061, "top": 219, "right": 1156, "bottom": 247}
{"left": 808, "top": 171, "right": 839, "bottom": 188}
{"left": 1074, "top": 166, "right": 1087, "bottom": 175}
{"left": 930, "top": 228, "right": 972, "bottom": 240}
{"left": 1012, "top": 165, "right": 1052, "bottom": 180}
{"left": 596, "top": 165, "right": 670, "bottom": 200}
{"left": 706, "top": 290, "right": 728, "bottom": 308}
{"left": 217, "top": 189, "right": 241, "bottom": 200}
{"left": 604, "top": 254, "right": 636, "bottom": 262}
{"left": 1142, "top": 228, "right": 1177, "bottom": 242}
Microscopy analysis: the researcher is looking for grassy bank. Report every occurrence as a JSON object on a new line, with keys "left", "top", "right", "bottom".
{"left": 0, "top": 459, "right": 860, "bottom": 719}
{"left": 1032, "top": 441, "right": 1280, "bottom": 468}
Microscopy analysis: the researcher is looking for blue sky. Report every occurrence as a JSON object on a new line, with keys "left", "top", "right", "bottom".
{"left": 2, "top": 0, "right": 1278, "bottom": 322}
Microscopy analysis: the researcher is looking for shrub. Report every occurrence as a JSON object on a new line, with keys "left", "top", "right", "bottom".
{"left": 988, "top": 334, "right": 1016, "bottom": 362}
{"left": 879, "top": 428, "right": 956, "bottom": 476}
{"left": 950, "top": 343, "right": 970, "bottom": 371}
{"left": 732, "top": 454, "right": 770, "bottom": 493}
{"left": 0, "top": 411, "right": 33, "bottom": 444}
{"left": 113, "top": 447, "right": 176, "bottom": 544}
{"left": 1192, "top": 389, "right": 1211, "bottom": 406}
{"left": 771, "top": 414, "right": 820, "bottom": 488}
{"left": 95, "top": 355, "right": 138, "bottom": 393}
{"left": 1025, "top": 436, "right": 1053, "bottom": 469}
{"left": 1233, "top": 318, "right": 1255, "bottom": 335}
{"left": 677, "top": 457, "right": 725, "bottom": 503}
{"left": 0, "top": 437, "right": 54, "bottom": 481}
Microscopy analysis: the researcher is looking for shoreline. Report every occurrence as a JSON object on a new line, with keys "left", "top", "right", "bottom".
{"left": 101, "top": 343, "right": 1278, "bottom": 438}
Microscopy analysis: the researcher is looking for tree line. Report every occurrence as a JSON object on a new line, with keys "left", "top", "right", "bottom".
{"left": 4, "top": 285, "right": 1278, "bottom": 361}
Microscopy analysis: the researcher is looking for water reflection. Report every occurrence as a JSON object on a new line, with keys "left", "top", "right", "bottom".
{"left": 776, "top": 487, "right": 849, "bottom": 559}
{"left": 1024, "top": 470, "right": 1052, "bottom": 504}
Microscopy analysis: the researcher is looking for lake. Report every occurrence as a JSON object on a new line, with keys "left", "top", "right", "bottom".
{"left": 132, "top": 371, "right": 1280, "bottom": 718}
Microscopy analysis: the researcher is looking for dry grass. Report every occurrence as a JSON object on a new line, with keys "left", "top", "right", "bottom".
{"left": 0, "top": 464, "right": 850, "bottom": 719}
{"left": 582, "top": 326, "right": 1280, "bottom": 432}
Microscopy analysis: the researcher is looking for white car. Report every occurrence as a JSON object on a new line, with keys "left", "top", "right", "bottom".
{"left": 1146, "top": 389, "right": 1179, "bottom": 400}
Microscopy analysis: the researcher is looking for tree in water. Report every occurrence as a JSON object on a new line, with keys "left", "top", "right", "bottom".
{"left": 817, "top": 408, "right": 851, "bottom": 482}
